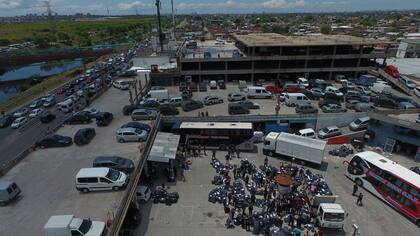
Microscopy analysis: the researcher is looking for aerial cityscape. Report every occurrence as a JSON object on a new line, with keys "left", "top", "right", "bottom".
{"left": 0, "top": 1, "right": 419, "bottom": 236}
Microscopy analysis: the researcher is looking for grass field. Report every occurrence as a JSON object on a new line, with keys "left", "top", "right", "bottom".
{"left": 0, "top": 17, "right": 156, "bottom": 47}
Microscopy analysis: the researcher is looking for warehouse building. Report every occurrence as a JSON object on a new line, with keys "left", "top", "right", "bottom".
{"left": 178, "top": 33, "right": 392, "bottom": 82}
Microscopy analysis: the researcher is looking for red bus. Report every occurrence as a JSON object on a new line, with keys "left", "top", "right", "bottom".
{"left": 345, "top": 151, "right": 420, "bottom": 226}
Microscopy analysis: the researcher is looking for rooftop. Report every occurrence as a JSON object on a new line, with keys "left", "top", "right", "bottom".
{"left": 234, "top": 33, "right": 386, "bottom": 47}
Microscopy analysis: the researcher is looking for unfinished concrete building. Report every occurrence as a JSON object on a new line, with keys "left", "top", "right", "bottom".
{"left": 178, "top": 33, "right": 393, "bottom": 82}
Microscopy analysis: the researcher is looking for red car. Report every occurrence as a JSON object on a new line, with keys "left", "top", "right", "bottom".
{"left": 384, "top": 65, "right": 400, "bottom": 78}
{"left": 265, "top": 85, "right": 283, "bottom": 94}
{"left": 283, "top": 83, "right": 302, "bottom": 93}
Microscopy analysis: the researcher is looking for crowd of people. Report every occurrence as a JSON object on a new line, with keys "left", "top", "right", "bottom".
{"left": 208, "top": 152, "right": 332, "bottom": 236}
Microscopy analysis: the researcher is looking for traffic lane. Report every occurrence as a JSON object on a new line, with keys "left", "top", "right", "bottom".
{"left": 0, "top": 88, "right": 141, "bottom": 236}
{"left": 323, "top": 150, "right": 419, "bottom": 236}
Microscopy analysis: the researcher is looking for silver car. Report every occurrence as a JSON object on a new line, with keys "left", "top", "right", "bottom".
{"left": 116, "top": 127, "right": 148, "bottom": 142}
{"left": 204, "top": 95, "right": 223, "bottom": 105}
{"left": 131, "top": 109, "right": 157, "bottom": 121}
{"left": 227, "top": 92, "right": 246, "bottom": 102}
{"left": 317, "top": 126, "right": 341, "bottom": 139}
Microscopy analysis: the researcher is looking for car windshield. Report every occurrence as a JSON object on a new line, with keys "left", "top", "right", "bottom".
{"left": 324, "top": 213, "right": 345, "bottom": 222}
{"left": 321, "top": 128, "right": 329, "bottom": 133}
{"left": 78, "top": 219, "right": 92, "bottom": 234}
{"left": 354, "top": 119, "right": 362, "bottom": 125}
{"left": 106, "top": 168, "right": 120, "bottom": 181}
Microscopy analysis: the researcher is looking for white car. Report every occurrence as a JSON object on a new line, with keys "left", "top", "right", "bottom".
{"left": 227, "top": 92, "right": 246, "bottom": 102}
{"left": 13, "top": 108, "right": 29, "bottom": 118}
{"left": 416, "top": 114, "right": 420, "bottom": 124}
{"left": 83, "top": 108, "right": 100, "bottom": 117}
{"left": 136, "top": 185, "right": 151, "bottom": 203}
{"left": 414, "top": 87, "right": 420, "bottom": 98}
{"left": 29, "top": 108, "right": 44, "bottom": 118}
{"left": 11, "top": 117, "right": 28, "bottom": 129}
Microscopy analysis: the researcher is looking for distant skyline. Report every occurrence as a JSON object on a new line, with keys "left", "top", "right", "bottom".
{"left": 1, "top": 0, "right": 420, "bottom": 17}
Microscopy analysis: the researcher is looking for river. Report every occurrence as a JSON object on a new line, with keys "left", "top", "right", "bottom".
{"left": 0, "top": 59, "right": 82, "bottom": 102}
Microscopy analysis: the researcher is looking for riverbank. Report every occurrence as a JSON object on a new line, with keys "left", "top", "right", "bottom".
{"left": 0, "top": 55, "right": 108, "bottom": 112}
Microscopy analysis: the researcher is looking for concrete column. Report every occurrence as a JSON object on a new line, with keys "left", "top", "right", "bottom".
{"left": 357, "top": 45, "right": 363, "bottom": 68}
{"left": 331, "top": 45, "right": 337, "bottom": 68}
{"left": 305, "top": 46, "right": 310, "bottom": 68}
{"left": 225, "top": 61, "right": 228, "bottom": 82}
{"left": 251, "top": 60, "right": 255, "bottom": 83}
{"left": 198, "top": 62, "right": 202, "bottom": 83}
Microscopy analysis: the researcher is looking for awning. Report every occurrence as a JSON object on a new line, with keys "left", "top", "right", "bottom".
{"left": 147, "top": 132, "right": 180, "bottom": 163}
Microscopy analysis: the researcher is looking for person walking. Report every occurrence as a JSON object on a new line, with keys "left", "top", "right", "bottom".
{"left": 245, "top": 214, "right": 251, "bottom": 231}
{"left": 352, "top": 183, "right": 358, "bottom": 196}
{"left": 264, "top": 156, "right": 268, "bottom": 166}
{"left": 357, "top": 192, "right": 364, "bottom": 206}
{"left": 180, "top": 168, "right": 186, "bottom": 182}
{"left": 212, "top": 150, "right": 216, "bottom": 159}
{"left": 203, "top": 145, "right": 207, "bottom": 156}
{"left": 244, "top": 175, "right": 249, "bottom": 185}
{"left": 236, "top": 149, "right": 240, "bottom": 159}
{"left": 248, "top": 204, "right": 253, "bottom": 215}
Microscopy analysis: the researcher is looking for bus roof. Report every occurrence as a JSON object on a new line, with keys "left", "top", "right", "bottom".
{"left": 358, "top": 151, "right": 420, "bottom": 188}
{"left": 179, "top": 122, "right": 252, "bottom": 130}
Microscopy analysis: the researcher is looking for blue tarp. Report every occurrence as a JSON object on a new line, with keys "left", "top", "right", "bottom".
{"left": 265, "top": 123, "right": 289, "bottom": 133}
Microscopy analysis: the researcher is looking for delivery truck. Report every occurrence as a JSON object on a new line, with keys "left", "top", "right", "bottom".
{"left": 44, "top": 215, "right": 106, "bottom": 236}
{"left": 263, "top": 132, "right": 326, "bottom": 165}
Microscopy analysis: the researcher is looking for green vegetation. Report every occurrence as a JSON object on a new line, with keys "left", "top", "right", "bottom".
{"left": 0, "top": 17, "right": 156, "bottom": 48}
{"left": 320, "top": 25, "right": 332, "bottom": 35}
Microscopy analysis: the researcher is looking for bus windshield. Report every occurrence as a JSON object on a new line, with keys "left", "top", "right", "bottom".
{"left": 324, "top": 212, "right": 344, "bottom": 222}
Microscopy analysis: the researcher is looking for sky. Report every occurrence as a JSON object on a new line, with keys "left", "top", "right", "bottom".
{"left": 0, "top": 0, "right": 420, "bottom": 17}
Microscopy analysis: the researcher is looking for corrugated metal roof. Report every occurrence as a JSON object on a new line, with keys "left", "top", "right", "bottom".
{"left": 148, "top": 132, "right": 180, "bottom": 163}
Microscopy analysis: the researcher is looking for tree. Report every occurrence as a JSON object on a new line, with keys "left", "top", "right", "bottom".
{"left": 0, "top": 38, "right": 10, "bottom": 46}
{"left": 320, "top": 25, "right": 332, "bottom": 35}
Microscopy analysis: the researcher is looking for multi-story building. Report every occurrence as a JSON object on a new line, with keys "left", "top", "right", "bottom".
{"left": 178, "top": 33, "right": 393, "bottom": 82}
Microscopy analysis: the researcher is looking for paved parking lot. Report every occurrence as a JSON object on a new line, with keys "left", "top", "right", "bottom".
{"left": 0, "top": 87, "right": 148, "bottom": 235}
{"left": 136, "top": 144, "right": 419, "bottom": 236}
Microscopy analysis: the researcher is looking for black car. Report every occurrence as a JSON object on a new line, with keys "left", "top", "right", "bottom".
{"left": 65, "top": 88, "right": 75, "bottom": 96}
{"left": 140, "top": 100, "right": 160, "bottom": 109}
{"left": 123, "top": 105, "right": 142, "bottom": 116}
{"left": 228, "top": 103, "right": 250, "bottom": 115}
{"left": 93, "top": 156, "right": 135, "bottom": 174}
{"left": 95, "top": 112, "right": 113, "bottom": 126}
{"left": 295, "top": 104, "right": 318, "bottom": 114}
{"left": 199, "top": 82, "right": 207, "bottom": 92}
{"left": 374, "top": 96, "right": 399, "bottom": 109}
{"left": 64, "top": 112, "right": 92, "bottom": 124}
{"left": 120, "top": 122, "right": 151, "bottom": 132}
{"left": 181, "top": 100, "right": 203, "bottom": 112}
{"left": 237, "top": 100, "right": 260, "bottom": 109}
{"left": 36, "top": 135, "right": 72, "bottom": 148}
{"left": 217, "top": 80, "right": 226, "bottom": 89}
{"left": 40, "top": 111, "right": 56, "bottom": 123}
{"left": 74, "top": 128, "right": 96, "bottom": 145}
{"left": 159, "top": 105, "right": 179, "bottom": 116}
{"left": 0, "top": 114, "right": 14, "bottom": 128}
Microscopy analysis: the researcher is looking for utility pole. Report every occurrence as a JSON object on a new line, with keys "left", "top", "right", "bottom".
{"left": 155, "top": 0, "right": 164, "bottom": 52}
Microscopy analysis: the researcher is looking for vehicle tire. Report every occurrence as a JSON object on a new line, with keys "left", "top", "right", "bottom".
{"left": 81, "top": 188, "right": 89, "bottom": 193}
{"left": 118, "top": 139, "right": 125, "bottom": 143}
{"left": 355, "top": 178, "right": 363, "bottom": 187}
{"left": 112, "top": 186, "right": 120, "bottom": 191}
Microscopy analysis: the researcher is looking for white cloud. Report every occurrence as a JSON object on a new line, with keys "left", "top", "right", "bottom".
{"left": 0, "top": 0, "right": 21, "bottom": 9}
{"left": 117, "top": 1, "right": 153, "bottom": 10}
{"left": 175, "top": 0, "right": 306, "bottom": 11}
{"left": 261, "top": 0, "right": 306, "bottom": 9}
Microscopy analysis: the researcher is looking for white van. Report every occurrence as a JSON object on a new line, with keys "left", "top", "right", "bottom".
{"left": 0, "top": 181, "right": 21, "bottom": 205}
{"left": 169, "top": 96, "right": 183, "bottom": 106}
{"left": 247, "top": 86, "right": 272, "bottom": 99}
{"left": 209, "top": 80, "right": 217, "bottom": 89}
{"left": 144, "top": 89, "right": 169, "bottom": 103}
{"left": 113, "top": 80, "right": 130, "bottom": 90}
{"left": 296, "top": 128, "right": 316, "bottom": 138}
{"left": 297, "top": 77, "right": 309, "bottom": 87}
{"left": 75, "top": 167, "right": 128, "bottom": 193}
{"left": 57, "top": 99, "right": 74, "bottom": 113}
{"left": 284, "top": 93, "right": 311, "bottom": 107}
{"left": 238, "top": 80, "right": 247, "bottom": 91}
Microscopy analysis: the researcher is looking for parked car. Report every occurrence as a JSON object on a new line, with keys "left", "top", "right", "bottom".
{"left": 29, "top": 100, "right": 43, "bottom": 109}
{"left": 345, "top": 100, "right": 360, "bottom": 110}
{"left": 35, "top": 135, "right": 72, "bottom": 148}
{"left": 181, "top": 100, "right": 203, "bottom": 111}
{"left": 120, "top": 122, "right": 151, "bottom": 132}
{"left": 83, "top": 108, "right": 100, "bottom": 118}
{"left": 374, "top": 96, "right": 399, "bottom": 109}
{"left": 74, "top": 128, "right": 96, "bottom": 145}
{"left": 116, "top": 127, "right": 148, "bottom": 142}
{"left": 318, "top": 99, "right": 341, "bottom": 108}
{"left": 295, "top": 104, "right": 318, "bottom": 114}
{"left": 139, "top": 98, "right": 160, "bottom": 109}
{"left": 265, "top": 85, "right": 283, "bottom": 94}
{"left": 322, "top": 103, "right": 347, "bottom": 113}
{"left": 399, "top": 101, "right": 416, "bottom": 109}
{"left": 169, "top": 96, "right": 183, "bottom": 106}
{"left": 384, "top": 65, "right": 400, "bottom": 78}
{"left": 227, "top": 92, "right": 246, "bottom": 102}
{"left": 179, "top": 82, "right": 187, "bottom": 91}
{"left": 349, "top": 117, "right": 370, "bottom": 131}
{"left": 122, "top": 105, "right": 141, "bottom": 116}
{"left": 399, "top": 76, "right": 417, "bottom": 90}
{"left": 209, "top": 80, "right": 217, "bottom": 89}
{"left": 28, "top": 108, "right": 44, "bottom": 118}
{"left": 317, "top": 126, "right": 342, "bottom": 139}
{"left": 199, "top": 82, "right": 207, "bottom": 92}
{"left": 93, "top": 156, "right": 134, "bottom": 174}
{"left": 136, "top": 185, "right": 152, "bottom": 203}
{"left": 324, "top": 86, "right": 344, "bottom": 97}
{"left": 0, "top": 181, "right": 21, "bottom": 205}
{"left": 159, "top": 105, "right": 179, "bottom": 115}
{"left": 309, "top": 88, "right": 324, "bottom": 99}
{"left": 131, "top": 109, "right": 157, "bottom": 120}
{"left": 0, "top": 114, "right": 14, "bottom": 128}
{"left": 95, "top": 112, "right": 113, "bottom": 126}
{"left": 355, "top": 86, "right": 371, "bottom": 96}
{"left": 42, "top": 97, "right": 56, "bottom": 107}
{"left": 217, "top": 80, "right": 226, "bottom": 89}
{"left": 188, "top": 82, "right": 198, "bottom": 92}
{"left": 13, "top": 108, "right": 29, "bottom": 118}
{"left": 204, "top": 95, "right": 223, "bottom": 105}
{"left": 414, "top": 87, "right": 420, "bottom": 98}
{"left": 237, "top": 100, "right": 260, "bottom": 109}
{"left": 354, "top": 102, "right": 372, "bottom": 112}
{"left": 11, "top": 117, "right": 28, "bottom": 129}
{"left": 40, "top": 111, "right": 56, "bottom": 123}
{"left": 296, "top": 128, "right": 316, "bottom": 138}
{"left": 284, "top": 83, "right": 302, "bottom": 93}
{"left": 228, "top": 103, "right": 250, "bottom": 115}
{"left": 64, "top": 112, "right": 92, "bottom": 124}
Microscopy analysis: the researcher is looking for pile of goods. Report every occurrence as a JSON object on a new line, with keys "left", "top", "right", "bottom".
{"left": 328, "top": 145, "right": 354, "bottom": 157}
{"left": 151, "top": 188, "right": 179, "bottom": 205}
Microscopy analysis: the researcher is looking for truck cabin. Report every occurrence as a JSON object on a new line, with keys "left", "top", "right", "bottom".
{"left": 317, "top": 203, "right": 345, "bottom": 228}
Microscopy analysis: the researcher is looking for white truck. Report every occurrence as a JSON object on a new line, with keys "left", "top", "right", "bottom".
{"left": 317, "top": 203, "right": 346, "bottom": 230}
{"left": 262, "top": 132, "right": 326, "bottom": 165}
{"left": 44, "top": 215, "right": 106, "bottom": 236}
{"left": 144, "top": 89, "right": 169, "bottom": 103}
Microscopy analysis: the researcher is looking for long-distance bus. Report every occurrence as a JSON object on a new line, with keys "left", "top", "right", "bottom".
{"left": 345, "top": 151, "right": 420, "bottom": 225}
{"left": 172, "top": 122, "right": 254, "bottom": 149}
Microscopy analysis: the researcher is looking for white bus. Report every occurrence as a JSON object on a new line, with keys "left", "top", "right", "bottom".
{"left": 344, "top": 151, "right": 420, "bottom": 225}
